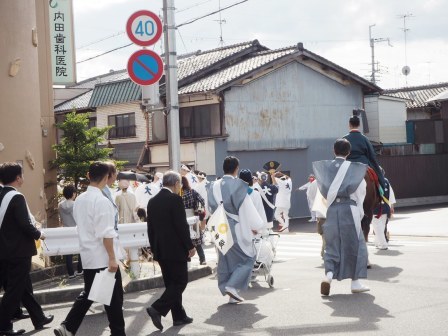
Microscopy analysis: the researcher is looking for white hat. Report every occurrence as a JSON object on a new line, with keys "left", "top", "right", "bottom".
{"left": 118, "top": 179, "right": 130, "bottom": 189}
{"left": 180, "top": 164, "right": 190, "bottom": 172}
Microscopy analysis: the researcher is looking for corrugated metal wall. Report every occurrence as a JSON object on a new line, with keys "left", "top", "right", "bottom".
{"left": 224, "top": 61, "right": 363, "bottom": 151}
{"left": 222, "top": 61, "right": 366, "bottom": 217}
{"left": 379, "top": 154, "right": 448, "bottom": 199}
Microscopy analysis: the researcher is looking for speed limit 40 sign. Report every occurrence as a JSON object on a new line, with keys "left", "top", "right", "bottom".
{"left": 126, "top": 10, "right": 162, "bottom": 47}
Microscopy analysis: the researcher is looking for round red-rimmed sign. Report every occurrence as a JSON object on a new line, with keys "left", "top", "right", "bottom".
{"left": 127, "top": 49, "right": 164, "bottom": 86}
{"left": 126, "top": 10, "right": 163, "bottom": 47}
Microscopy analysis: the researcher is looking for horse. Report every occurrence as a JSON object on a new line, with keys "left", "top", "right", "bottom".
{"left": 361, "top": 168, "right": 382, "bottom": 242}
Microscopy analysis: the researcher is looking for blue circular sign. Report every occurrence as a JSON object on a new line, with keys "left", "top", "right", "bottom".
{"left": 127, "top": 50, "right": 164, "bottom": 86}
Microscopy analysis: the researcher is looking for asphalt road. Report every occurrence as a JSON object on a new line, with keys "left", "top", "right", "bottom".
{"left": 12, "top": 204, "right": 448, "bottom": 335}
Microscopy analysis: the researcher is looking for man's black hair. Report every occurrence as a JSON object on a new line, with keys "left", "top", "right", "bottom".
{"left": 349, "top": 115, "right": 360, "bottom": 127}
{"left": 88, "top": 161, "right": 110, "bottom": 183}
{"left": 334, "top": 138, "right": 351, "bottom": 157}
{"left": 63, "top": 185, "right": 76, "bottom": 199}
{"left": 223, "top": 156, "right": 239, "bottom": 175}
{"left": 0, "top": 162, "right": 23, "bottom": 185}
{"left": 104, "top": 161, "right": 117, "bottom": 178}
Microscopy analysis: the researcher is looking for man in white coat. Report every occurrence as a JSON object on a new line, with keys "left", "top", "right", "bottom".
{"left": 181, "top": 165, "right": 198, "bottom": 189}
{"left": 192, "top": 171, "right": 209, "bottom": 217}
{"left": 298, "top": 174, "right": 317, "bottom": 222}
{"left": 135, "top": 174, "right": 162, "bottom": 210}
{"left": 274, "top": 172, "right": 292, "bottom": 233}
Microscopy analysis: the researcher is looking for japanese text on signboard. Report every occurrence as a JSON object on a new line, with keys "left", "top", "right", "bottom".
{"left": 49, "top": 0, "right": 76, "bottom": 85}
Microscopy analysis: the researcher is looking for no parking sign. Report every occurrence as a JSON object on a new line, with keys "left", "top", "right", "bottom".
{"left": 127, "top": 49, "right": 163, "bottom": 86}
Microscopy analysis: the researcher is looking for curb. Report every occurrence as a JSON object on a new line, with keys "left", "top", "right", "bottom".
{"left": 33, "top": 266, "right": 213, "bottom": 306}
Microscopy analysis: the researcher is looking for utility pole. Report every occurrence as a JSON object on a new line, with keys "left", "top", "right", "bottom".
{"left": 369, "top": 24, "right": 392, "bottom": 84}
{"left": 163, "top": 0, "right": 181, "bottom": 171}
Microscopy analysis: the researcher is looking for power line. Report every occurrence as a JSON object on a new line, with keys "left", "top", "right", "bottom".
{"left": 177, "top": 30, "right": 189, "bottom": 53}
{"left": 177, "top": 0, "right": 248, "bottom": 28}
{"left": 77, "top": 31, "right": 125, "bottom": 50}
{"left": 76, "top": 0, "right": 249, "bottom": 64}
{"left": 176, "top": 0, "right": 214, "bottom": 13}
{"left": 76, "top": 43, "right": 133, "bottom": 64}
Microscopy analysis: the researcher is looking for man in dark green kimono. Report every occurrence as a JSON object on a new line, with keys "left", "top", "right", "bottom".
{"left": 343, "top": 114, "right": 386, "bottom": 190}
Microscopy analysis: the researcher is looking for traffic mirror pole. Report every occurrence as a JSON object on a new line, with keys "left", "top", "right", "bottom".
{"left": 163, "top": 0, "right": 181, "bottom": 171}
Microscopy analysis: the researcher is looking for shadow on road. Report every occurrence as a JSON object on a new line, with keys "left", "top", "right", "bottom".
{"left": 197, "top": 294, "right": 392, "bottom": 336}
{"left": 367, "top": 265, "right": 403, "bottom": 283}
{"left": 204, "top": 303, "right": 266, "bottom": 333}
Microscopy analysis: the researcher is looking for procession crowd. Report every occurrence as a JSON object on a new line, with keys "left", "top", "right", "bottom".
{"left": 0, "top": 113, "right": 396, "bottom": 335}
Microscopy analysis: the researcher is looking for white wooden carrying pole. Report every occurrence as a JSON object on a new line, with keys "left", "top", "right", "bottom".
{"left": 42, "top": 218, "right": 199, "bottom": 277}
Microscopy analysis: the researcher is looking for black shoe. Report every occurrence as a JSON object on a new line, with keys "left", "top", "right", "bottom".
{"left": 12, "top": 312, "right": 30, "bottom": 321}
{"left": 173, "top": 316, "right": 193, "bottom": 326}
{"left": 35, "top": 315, "right": 54, "bottom": 330}
{"left": 146, "top": 306, "right": 163, "bottom": 331}
{"left": 0, "top": 329, "right": 25, "bottom": 335}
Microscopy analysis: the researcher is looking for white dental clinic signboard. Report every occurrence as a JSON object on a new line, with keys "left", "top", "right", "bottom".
{"left": 49, "top": 0, "right": 76, "bottom": 85}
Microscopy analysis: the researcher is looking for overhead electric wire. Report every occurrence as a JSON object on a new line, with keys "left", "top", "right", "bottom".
{"left": 176, "top": 0, "right": 214, "bottom": 13}
{"left": 76, "top": 0, "right": 249, "bottom": 64}
{"left": 177, "top": 0, "right": 248, "bottom": 28}
{"left": 77, "top": 31, "right": 125, "bottom": 50}
{"left": 76, "top": 43, "right": 133, "bottom": 64}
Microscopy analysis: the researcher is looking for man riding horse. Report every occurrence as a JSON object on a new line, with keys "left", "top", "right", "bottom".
{"left": 343, "top": 111, "right": 386, "bottom": 192}
{"left": 343, "top": 110, "right": 387, "bottom": 244}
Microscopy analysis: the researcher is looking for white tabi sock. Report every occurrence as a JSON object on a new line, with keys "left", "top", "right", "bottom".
{"left": 326, "top": 272, "right": 333, "bottom": 283}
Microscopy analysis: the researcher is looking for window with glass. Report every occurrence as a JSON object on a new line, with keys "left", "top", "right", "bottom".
{"left": 179, "top": 104, "right": 221, "bottom": 138}
{"left": 108, "top": 113, "right": 136, "bottom": 139}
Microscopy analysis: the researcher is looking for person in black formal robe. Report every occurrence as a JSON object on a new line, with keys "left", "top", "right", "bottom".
{"left": 146, "top": 171, "right": 196, "bottom": 331}
{"left": 0, "top": 162, "right": 53, "bottom": 335}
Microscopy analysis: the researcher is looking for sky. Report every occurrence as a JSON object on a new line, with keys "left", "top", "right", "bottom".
{"left": 72, "top": 0, "right": 448, "bottom": 90}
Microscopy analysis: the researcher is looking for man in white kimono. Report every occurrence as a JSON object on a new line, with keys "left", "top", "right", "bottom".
{"left": 135, "top": 176, "right": 161, "bottom": 210}
{"left": 371, "top": 167, "right": 396, "bottom": 250}
{"left": 154, "top": 172, "right": 163, "bottom": 190}
{"left": 239, "top": 169, "right": 268, "bottom": 231}
{"left": 298, "top": 174, "right": 317, "bottom": 222}
{"left": 115, "top": 180, "right": 137, "bottom": 224}
{"left": 192, "top": 171, "right": 209, "bottom": 218}
{"left": 181, "top": 165, "right": 198, "bottom": 189}
{"left": 274, "top": 173, "right": 292, "bottom": 232}
{"left": 208, "top": 157, "right": 264, "bottom": 304}
{"left": 313, "top": 139, "right": 369, "bottom": 296}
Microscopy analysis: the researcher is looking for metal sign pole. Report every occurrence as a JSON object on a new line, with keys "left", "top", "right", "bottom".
{"left": 163, "top": 0, "right": 181, "bottom": 171}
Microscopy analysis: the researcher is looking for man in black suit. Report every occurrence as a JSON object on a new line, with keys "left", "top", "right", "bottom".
{"left": 0, "top": 162, "right": 53, "bottom": 335}
{"left": 146, "top": 170, "right": 196, "bottom": 331}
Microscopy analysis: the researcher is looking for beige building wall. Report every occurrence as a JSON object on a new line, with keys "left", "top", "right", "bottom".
{"left": 0, "top": 0, "right": 56, "bottom": 226}
{"left": 150, "top": 139, "right": 217, "bottom": 175}
{"left": 96, "top": 102, "right": 149, "bottom": 145}
{"left": 378, "top": 97, "right": 407, "bottom": 144}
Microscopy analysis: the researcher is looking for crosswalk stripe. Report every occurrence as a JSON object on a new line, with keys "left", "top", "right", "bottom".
{"left": 196, "top": 234, "right": 448, "bottom": 266}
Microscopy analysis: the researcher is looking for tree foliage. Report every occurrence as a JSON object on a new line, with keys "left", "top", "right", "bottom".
{"left": 52, "top": 111, "right": 112, "bottom": 189}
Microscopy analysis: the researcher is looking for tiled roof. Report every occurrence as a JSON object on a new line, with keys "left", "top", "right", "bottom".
{"left": 427, "top": 89, "right": 448, "bottom": 103}
{"left": 300, "top": 48, "right": 381, "bottom": 93}
{"left": 71, "top": 70, "right": 129, "bottom": 89}
{"left": 178, "top": 44, "right": 381, "bottom": 95}
{"left": 176, "top": 40, "right": 266, "bottom": 84}
{"left": 179, "top": 47, "right": 296, "bottom": 94}
{"left": 54, "top": 90, "right": 93, "bottom": 113}
{"left": 62, "top": 41, "right": 381, "bottom": 108}
{"left": 383, "top": 82, "right": 448, "bottom": 109}
{"left": 88, "top": 79, "right": 141, "bottom": 107}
